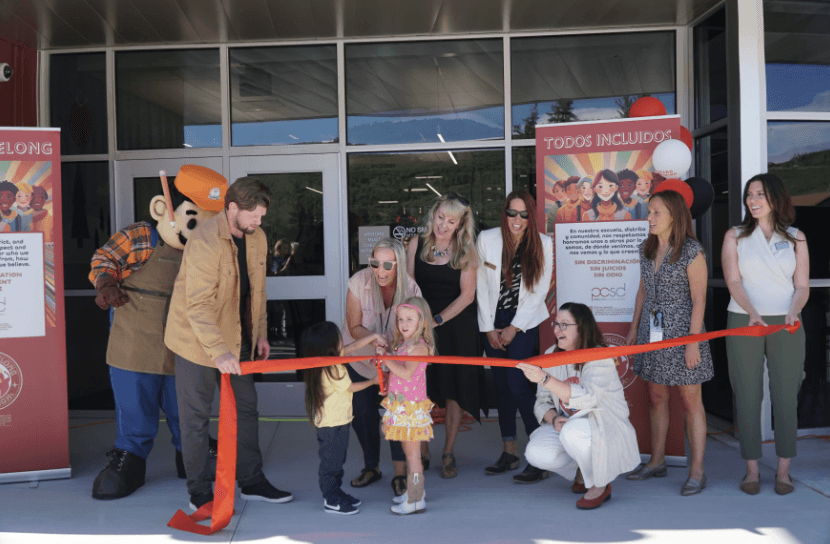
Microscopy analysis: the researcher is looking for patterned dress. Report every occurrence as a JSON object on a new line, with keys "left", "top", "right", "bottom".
{"left": 633, "top": 237, "right": 714, "bottom": 386}
{"left": 381, "top": 339, "right": 434, "bottom": 442}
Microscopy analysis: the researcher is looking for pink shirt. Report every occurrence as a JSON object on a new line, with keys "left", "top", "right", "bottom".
{"left": 342, "top": 267, "right": 422, "bottom": 378}
{"left": 388, "top": 340, "right": 429, "bottom": 402}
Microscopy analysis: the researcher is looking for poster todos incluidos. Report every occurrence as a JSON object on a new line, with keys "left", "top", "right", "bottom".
{"left": 536, "top": 115, "right": 686, "bottom": 459}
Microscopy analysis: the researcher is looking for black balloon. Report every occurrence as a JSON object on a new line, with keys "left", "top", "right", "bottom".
{"left": 685, "top": 177, "right": 715, "bottom": 219}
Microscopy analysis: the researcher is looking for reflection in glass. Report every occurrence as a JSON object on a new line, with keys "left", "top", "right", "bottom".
{"left": 694, "top": 8, "right": 727, "bottom": 126}
{"left": 346, "top": 40, "right": 504, "bottom": 145}
{"left": 61, "top": 162, "right": 111, "bottom": 290}
{"left": 257, "top": 299, "right": 326, "bottom": 382}
{"left": 50, "top": 53, "right": 108, "bottom": 155}
{"left": 511, "top": 32, "right": 676, "bottom": 139}
{"left": 765, "top": 1, "right": 830, "bottom": 112}
{"left": 694, "top": 129, "right": 728, "bottom": 276}
{"left": 230, "top": 46, "right": 338, "bottom": 146}
{"left": 249, "top": 172, "right": 324, "bottom": 276}
{"left": 116, "top": 49, "right": 222, "bottom": 150}
{"left": 66, "top": 296, "right": 113, "bottom": 409}
{"left": 347, "top": 149, "right": 505, "bottom": 275}
{"left": 768, "top": 121, "right": 830, "bottom": 279}
{"left": 513, "top": 146, "right": 536, "bottom": 196}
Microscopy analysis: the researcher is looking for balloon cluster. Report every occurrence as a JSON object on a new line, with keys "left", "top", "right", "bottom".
{"left": 628, "top": 97, "right": 714, "bottom": 219}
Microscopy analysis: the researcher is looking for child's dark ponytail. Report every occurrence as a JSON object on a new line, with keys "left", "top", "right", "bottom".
{"left": 300, "top": 321, "right": 344, "bottom": 426}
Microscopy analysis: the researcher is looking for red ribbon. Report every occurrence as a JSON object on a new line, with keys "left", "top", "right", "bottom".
{"left": 168, "top": 321, "right": 799, "bottom": 534}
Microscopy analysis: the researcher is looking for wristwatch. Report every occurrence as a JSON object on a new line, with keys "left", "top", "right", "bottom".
{"left": 513, "top": 325, "right": 522, "bottom": 333}
{"left": 434, "top": 314, "right": 444, "bottom": 326}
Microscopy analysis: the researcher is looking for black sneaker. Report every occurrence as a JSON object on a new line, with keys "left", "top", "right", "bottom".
{"left": 513, "top": 464, "right": 550, "bottom": 484}
{"left": 92, "top": 449, "right": 146, "bottom": 500}
{"left": 240, "top": 480, "right": 293, "bottom": 503}
{"left": 189, "top": 491, "right": 214, "bottom": 511}
{"left": 324, "top": 496, "right": 359, "bottom": 515}
{"left": 338, "top": 489, "right": 362, "bottom": 507}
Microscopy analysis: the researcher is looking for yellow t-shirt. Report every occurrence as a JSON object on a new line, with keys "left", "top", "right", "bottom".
{"left": 315, "top": 364, "right": 353, "bottom": 428}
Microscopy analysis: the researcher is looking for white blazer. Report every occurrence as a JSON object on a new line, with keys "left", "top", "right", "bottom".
{"left": 476, "top": 227, "right": 554, "bottom": 333}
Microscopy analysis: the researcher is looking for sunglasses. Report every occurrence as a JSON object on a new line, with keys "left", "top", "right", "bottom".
{"left": 505, "top": 209, "right": 529, "bottom": 219}
{"left": 369, "top": 258, "right": 397, "bottom": 271}
{"left": 553, "top": 321, "right": 577, "bottom": 331}
{"left": 446, "top": 192, "right": 470, "bottom": 207}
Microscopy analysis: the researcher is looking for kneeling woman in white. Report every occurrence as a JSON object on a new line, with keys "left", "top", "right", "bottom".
{"left": 517, "top": 302, "right": 640, "bottom": 510}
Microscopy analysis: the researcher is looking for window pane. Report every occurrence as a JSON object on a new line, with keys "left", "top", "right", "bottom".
{"left": 346, "top": 40, "right": 504, "bottom": 145}
{"left": 249, "top": 172, "right": 324, "bottom": 276}
{"left": 347, "top": 149, "right": 505, "bottom": 276}
{"left": 116, "top": 49, "right": 222, "bottom": 150}
{"left": 694, "top": 8, "right": 727, "bottom": 126}
{"left": 765, "top": 1, "right": 830, "bottom": 112}
{"left": 61, "top": 161, "right": 111, "bottom": 290}
{"left": 797, "top": 287, "right": 830, "bottom": 428}
{"left": 50, "top": 53, "right": 108, "bottom": 155}
{"left": 694, "top": 128, "right": 728, "bottom": 277}
{"left": 768, "top": 121, "right": 830, "bottom": 279}
{"left": 512, "top": 146, "right": 536, "bottom": 196}
{"left": 511, "top": 32, "right": 676, "bottom": 139}
{"left": 257, "top": 299, "right": 326, "bottom": 382}
{"left": 230, "top": 46, "right": 338, "bottom": 146}
{"left": 66, "top": 296, "right": 112, "bottom": 409}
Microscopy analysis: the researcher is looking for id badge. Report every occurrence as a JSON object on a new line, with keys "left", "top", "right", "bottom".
{"left": 649, "top": 310, "right": 664, "bottom": 343}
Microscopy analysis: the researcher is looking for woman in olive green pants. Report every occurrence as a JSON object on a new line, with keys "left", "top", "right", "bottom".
{"left": 722, "top": 173, "right": 809, "bottom": 496}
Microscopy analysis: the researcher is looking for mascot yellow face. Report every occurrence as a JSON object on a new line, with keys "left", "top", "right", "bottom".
{"left": 147, "top": 165, "right": 228, "bottom": 251}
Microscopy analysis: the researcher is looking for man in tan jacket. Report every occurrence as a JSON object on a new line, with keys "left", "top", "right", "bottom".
{"left": 165, "top": 177, "right": 292, "bottom": 511}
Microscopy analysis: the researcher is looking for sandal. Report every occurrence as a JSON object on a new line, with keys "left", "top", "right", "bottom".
{"left": 350, "top": 468, "right": 382, "bottom": 488}
{"left": 421, "top": 454, "right": 431, "bottom": 471}
{"left": 440, "top": 453, "right": 458, "bottom": 479}
{"left": 391, "top": 475, "right": 407, "bottom": 496}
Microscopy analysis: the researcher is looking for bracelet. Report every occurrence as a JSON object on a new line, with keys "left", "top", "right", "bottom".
{"left": 540, "top": 373, "right": 550, "bottom": 386}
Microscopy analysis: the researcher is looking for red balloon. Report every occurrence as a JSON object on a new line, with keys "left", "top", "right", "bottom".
{"left": 629, "top": 96, "right": 667, "bottom": 118}
{"left": 652, "top": 178, "right": 694, "bottom": 209}
{"left": 679, "top": 126, "right": 693, "bottom": 151}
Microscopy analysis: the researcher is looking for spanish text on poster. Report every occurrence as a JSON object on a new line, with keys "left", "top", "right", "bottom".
{"left": 555, "top": 222, "right": 647, "bottom": 323}
{"left": 0, "top": 233, "right": 45, "bottom": 338}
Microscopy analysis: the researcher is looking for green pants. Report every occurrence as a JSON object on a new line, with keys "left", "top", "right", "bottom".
{"left": 726, "top": 312, "right": 805, "bottom": 460}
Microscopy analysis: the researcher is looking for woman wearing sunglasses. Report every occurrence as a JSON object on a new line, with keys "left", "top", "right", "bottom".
{"left": 406, "top": 191, "right": 482, "bottom": 480}
{"left": 342, "top": 237, "right": 422, "bottom": 495}
{"left": 477, "top": 190, "right": 553, "bottom": 483}
{"left": 517, "top": 302, "right": 640, "bottom": 510}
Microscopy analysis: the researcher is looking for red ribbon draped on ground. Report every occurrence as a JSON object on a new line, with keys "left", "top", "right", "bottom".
{"left": 167, "top": 321, "right": 799, "bottom": 534}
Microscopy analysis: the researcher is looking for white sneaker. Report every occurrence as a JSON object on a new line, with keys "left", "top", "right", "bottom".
{"left": 390, "top": 497, "right": 426, "bottom": 515}
{"left": 392, "top": 490, "right": 426, "bottom": 504}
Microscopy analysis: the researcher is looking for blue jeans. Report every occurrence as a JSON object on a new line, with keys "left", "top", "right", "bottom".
{"left": 346, "top": 365, "right": 405, "bottom": 468}
{"left": 317, "top": 424, "right": 350, "bottom": 501}
{"left": 482, "top": 308, "right": 541, "bottom": 442}
{"left": 110, "top": 366, "right": 182, "bottom": 459}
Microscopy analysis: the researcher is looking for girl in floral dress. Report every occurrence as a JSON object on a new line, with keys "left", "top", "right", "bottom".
{"left": 381, "top": 296, "right": 436, "bottom": 515}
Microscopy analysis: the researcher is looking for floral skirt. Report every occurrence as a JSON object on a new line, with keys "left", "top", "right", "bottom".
{"left": 381, "top": 397, "right": 434, "bottom": 442}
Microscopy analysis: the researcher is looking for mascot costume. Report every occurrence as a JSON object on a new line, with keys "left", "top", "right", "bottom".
{"left": 89, "top": 166, "right": 226, "bottom": 500}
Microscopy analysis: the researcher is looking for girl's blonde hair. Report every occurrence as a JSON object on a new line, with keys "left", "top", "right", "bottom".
{"left": 392, "top": 296, "right": 437, "bottom": 356}
{"left": 419, "top": 193, "right": 478, "bottom": 271}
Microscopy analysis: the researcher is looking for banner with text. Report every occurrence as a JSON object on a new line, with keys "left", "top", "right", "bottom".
{"left": 0, "top": 127, "right": 68, "bottom": 479}
{"left": 536, "top": 115, "right": 685, "bottom": 458}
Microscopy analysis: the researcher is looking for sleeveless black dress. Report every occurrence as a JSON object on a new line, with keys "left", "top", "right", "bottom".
{"left": 414, "top": 238, "right": 485, "bottom": 421}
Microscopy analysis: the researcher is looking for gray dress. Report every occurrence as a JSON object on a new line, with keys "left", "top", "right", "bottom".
{"left": 633, "top": 237, "right": 714, "bottom": 386}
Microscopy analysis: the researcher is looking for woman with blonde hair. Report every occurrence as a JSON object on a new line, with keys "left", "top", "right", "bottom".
{"left": 343, "top": 237, "right": 422, "bottom": 495}
{"left": 407, "top": 192, "right": 482, "bottom": 479}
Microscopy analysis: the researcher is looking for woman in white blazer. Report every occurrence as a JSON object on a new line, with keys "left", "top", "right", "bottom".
{"left": 517, "top": 302, "right": 640, "bottom": 510}
{"left": 477, "top": 190, "right": 554, "bottom": 483}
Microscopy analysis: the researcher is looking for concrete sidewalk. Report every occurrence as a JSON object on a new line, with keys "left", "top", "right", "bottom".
{"left": 1, "top": 413, "right": 829, "bottom": 543}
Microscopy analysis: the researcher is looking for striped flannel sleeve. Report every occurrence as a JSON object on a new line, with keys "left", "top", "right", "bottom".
{"left": 88, "top": 222, "right": 155, "bottom": 286}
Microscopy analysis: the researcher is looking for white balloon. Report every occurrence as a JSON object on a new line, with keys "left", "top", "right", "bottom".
{"left": 652, "top": 139, "right": 691, "bottom": 179}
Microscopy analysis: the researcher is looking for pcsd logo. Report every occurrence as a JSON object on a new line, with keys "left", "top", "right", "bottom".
{"left": 591, "top": 284, "right": 626, "bottom": 301}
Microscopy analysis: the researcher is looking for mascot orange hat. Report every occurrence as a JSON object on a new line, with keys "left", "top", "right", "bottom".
{"left": 175, "top": 165, "right": 228, "bottom": 212}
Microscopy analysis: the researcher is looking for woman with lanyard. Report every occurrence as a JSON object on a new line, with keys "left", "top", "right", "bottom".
{"left": 723, "top": 173, "right": 808, "bottom": 495}
{"left": 477, "top": 190, "right": 554, "bottom": 484}
{"left": 342, "top": 237, "right": 422, "bottom": 496}
{"left": 625, "top": 189, "right": 713, "bottom": 496}
{"left": 407, "top": 191, "right": 482, "bottom": 480}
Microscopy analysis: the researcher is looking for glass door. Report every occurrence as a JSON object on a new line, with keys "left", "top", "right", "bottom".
{"left": 230, "top": 154, "right": 342, "bottom": 377}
